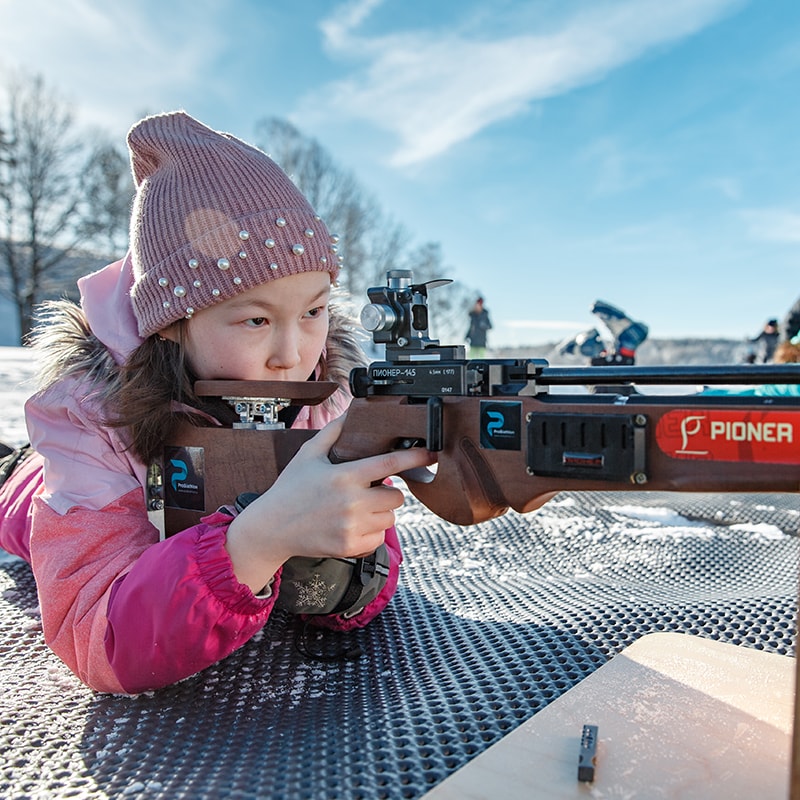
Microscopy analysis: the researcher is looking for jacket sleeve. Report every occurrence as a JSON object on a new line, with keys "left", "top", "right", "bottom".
{"left": 31, "top": 492, "right": 276, "bottom": 694}
{"left": 32, "top": 493, "right": 400, "bottom": 692}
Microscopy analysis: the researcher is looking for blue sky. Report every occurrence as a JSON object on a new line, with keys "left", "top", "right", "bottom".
{"left": 1, "top": 0, "right": 798, "bottom": 348}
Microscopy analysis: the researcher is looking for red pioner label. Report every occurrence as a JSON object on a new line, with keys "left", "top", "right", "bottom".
{"left": 656, "top": 410, "right": 797, "bottom": 463}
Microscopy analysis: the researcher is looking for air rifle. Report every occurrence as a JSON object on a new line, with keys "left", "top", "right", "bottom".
{"left": 155, "top": 270, "right": 800, "bottom": 535}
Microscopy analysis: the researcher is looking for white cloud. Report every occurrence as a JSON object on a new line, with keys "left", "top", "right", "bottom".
{"left": 0, "top": 0, "right": 238, "bottom": 135}
{"left": 307, "top": 0, "right": 743, "bottom": 166}
{"left": 740, "top": 208, "right": 800, "bottom": 243}
{"left": 320, "top": 0, "right": 385, "bottom": 50}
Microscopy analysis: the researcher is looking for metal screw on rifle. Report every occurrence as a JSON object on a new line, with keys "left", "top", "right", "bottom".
{"left": 634, "top": 414, "right": 647, "bottom": 427}
{"left": 149, "top": 499, "right": 164, "bottom": 511}
{"left": 397, "top": 337, "right": 408, "bottom": 347}
{"left": 632, "top": 472, "right": 648, "bottom": 485}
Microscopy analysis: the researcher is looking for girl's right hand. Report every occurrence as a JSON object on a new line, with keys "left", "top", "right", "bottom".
{"left": 224, "top": 414, "right": 436, "bottom": 594}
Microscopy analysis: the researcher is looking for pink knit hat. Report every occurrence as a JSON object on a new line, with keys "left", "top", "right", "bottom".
{"left": 127, "top": 111, "right": 342, "bottom": 338}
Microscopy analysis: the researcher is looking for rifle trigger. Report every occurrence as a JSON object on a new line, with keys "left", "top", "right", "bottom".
{"left": 426, "top": 397, "right": 444, "bottom": 452}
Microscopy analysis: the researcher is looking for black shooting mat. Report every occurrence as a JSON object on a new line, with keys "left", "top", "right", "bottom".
{"left": 1, "top": 490, "right": 798, "bottom": 800}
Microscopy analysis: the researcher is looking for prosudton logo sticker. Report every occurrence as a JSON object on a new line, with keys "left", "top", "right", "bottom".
{"left": 656, "top": 410, "right": 797, "bottom": 464}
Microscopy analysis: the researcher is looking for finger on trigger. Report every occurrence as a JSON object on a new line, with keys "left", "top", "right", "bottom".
{"left": 366, "top": 447, "right": 433, "bottom": 483}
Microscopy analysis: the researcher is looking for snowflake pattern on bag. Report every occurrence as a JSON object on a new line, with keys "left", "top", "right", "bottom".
{"left": 290, "top": 573, "right": 339, "bottom": 610}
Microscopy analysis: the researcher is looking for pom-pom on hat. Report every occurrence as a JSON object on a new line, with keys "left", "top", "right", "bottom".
{"left": 127, "top": 111, "right": 342, "bottom": 338}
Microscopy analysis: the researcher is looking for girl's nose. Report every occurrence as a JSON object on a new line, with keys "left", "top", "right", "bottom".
{"left": 266, "top": 327, "right": 301, "bottom": 370}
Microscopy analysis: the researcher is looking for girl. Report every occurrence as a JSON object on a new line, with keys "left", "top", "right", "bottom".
{"left": 0, "top": 111, "right": 433, "bottom": 694}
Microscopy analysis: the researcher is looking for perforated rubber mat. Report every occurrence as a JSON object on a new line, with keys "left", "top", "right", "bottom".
{"left": 1, "top": 490, "right": 798, "bottom": 799}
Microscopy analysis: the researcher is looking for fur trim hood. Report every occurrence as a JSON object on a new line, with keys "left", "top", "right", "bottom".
{"left": 28, "top": 255, "right": 367, "bottom": 411}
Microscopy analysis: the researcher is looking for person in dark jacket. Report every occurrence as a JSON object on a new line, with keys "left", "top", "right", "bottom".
{"left": 750, "top": 318, "right": 780, "bottom": 362}
{"left": 465, "top": 297, "right": 492, "bottom": 358}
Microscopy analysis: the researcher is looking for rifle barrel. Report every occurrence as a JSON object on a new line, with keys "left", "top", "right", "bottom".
{"left": 537, "top": 364, "right": 800, "bottom": 386}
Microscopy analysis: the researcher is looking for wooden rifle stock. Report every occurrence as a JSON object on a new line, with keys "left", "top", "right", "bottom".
{"left": 158, "top": 363, "right": 800, "bottom": 533}
{"left": 330, "top": 390, "right": 800, "bottom": 525}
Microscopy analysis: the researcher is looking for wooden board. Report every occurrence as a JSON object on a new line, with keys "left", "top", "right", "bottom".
{"left": 422, "top": 632, "right": 794, "bottom": 799}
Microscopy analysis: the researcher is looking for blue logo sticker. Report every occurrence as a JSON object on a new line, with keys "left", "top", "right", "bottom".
{"left": 480, "top": 402, "right": 521, "bottom": 450}
{"left": 169, "top": 458, "right": 188, "bottom": 491}
{"left": 163, "top": 446, "right": 205, "bottom": 511}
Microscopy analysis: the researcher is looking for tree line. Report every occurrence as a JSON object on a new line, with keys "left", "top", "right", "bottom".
{"left": 0, "top": 71, "right": 473, "bottom": 346}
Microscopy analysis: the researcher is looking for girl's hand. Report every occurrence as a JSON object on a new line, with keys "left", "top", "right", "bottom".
{"left": 224, "top": 415, "right": 436, "bottom": 593}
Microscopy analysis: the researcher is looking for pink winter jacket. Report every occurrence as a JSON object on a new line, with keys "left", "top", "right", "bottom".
{"left": 0, "top": 256, "right": 401, "bottom": 695}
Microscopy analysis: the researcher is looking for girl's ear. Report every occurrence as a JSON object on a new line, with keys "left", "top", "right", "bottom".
{"left": 158, "top": 321, "right": 181, "bottom": 344}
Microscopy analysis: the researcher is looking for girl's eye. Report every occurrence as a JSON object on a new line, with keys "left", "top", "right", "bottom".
{"left": 246, "top": 317, "right": 267, "bottom": 327}
{"left": 305, "top": 306, "right": 324, "bottom": 319}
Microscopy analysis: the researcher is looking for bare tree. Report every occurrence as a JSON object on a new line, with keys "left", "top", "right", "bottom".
{"left": 253, "top": 117, "right": 474, "bottom": 343}
{"left": 254, "top": 117, "right": 390, "bottom": 298}
{"left": 80, "top": 139, "right": 133, "bottom": 256}
{"left": 0, "top": 124, "right": 11, "bottom": 196}
{"left": 0, "top": 72, "right": 131, "bottom": 343}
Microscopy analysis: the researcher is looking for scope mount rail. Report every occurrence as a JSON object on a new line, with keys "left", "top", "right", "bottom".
{"left": 351, "top": 356, "right": 800, "bottom": 400}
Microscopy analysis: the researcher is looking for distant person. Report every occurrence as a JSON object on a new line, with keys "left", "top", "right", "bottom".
{"left": 465, "top": 296, "right": 492, "bottom": 358}
{"left": 558, "top": 328, "right": 605, "bottom": 360}
{"left": 589, "top": 300, "right": 648, "bottom": 366}
{"left": 750, "top": 318, "right": 779, "bottom": 362}
{"left": 750, "top": 338, "right": 800, "bottom": 396}
{"left": 0, "top": 111, "right": 433, "bottom": 694}
{"left": 702, "top": 339, "right": 800, "bottom": 398}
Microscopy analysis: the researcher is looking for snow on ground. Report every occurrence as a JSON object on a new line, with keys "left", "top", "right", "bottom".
{"left": 0, "top": 346, "right": 36, "bottom": 564}
{"left": 0, "top": 346, "right": 36, "bottom": 448}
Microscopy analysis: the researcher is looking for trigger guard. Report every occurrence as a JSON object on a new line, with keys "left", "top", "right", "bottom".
{"left": 397, "top": 465, "right": 436, "bottom": 485}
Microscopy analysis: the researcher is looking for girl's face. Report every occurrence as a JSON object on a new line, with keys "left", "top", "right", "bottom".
{"left": 161, "top": 271, "right": 331, "bottom": 382}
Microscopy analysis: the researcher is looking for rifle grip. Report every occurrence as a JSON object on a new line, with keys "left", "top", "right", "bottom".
{"left": 409, "top": 436, "right": 510, "bottom": 525}
{"left": 331, "top": 396, "right": 509, "bottom": 525}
